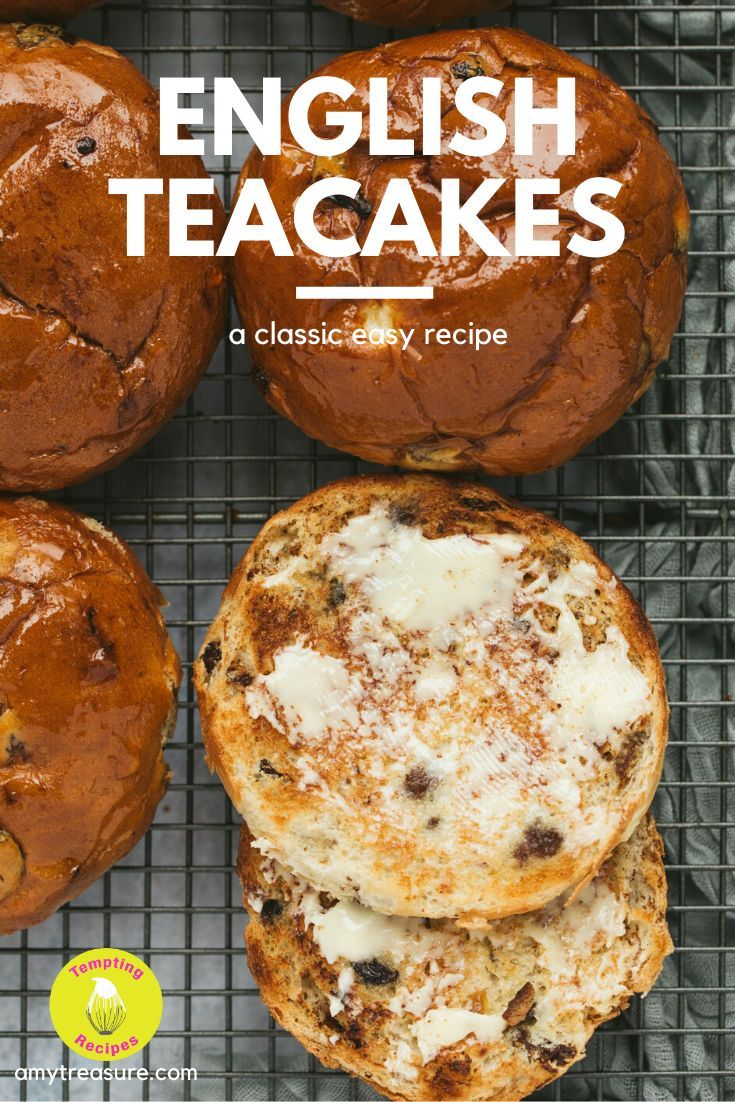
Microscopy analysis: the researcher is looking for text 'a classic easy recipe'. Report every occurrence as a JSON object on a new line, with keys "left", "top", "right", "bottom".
{"left": 230, "top": 322, "right": 509, "bottom": 351}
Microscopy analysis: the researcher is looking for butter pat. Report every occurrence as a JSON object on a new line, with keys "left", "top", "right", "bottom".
{"left": 246, "top": 643, "right": 360, "bottom": 742}
{"left": 300, "top": 895, "right": 429, "bottom": 964}
{"left": 411, "top": 1008, "right": 506, "bottom": 1064}
{"left": 320, "top": 509, "right": 525, "bottom": 635}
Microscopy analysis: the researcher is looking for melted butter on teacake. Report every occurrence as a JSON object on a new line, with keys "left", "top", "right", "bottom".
{"left": 246, "top": 506, "right": 652, "bottom": 883}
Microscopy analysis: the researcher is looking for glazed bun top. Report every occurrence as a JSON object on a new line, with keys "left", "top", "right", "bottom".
{"left": 0, "top": 497, "right": 181, "bottom": 934}
{"left": 318, "top": 0, "right": 509, "bottom": 28}
{"left": 0, "top": 24, "right": 227, "bottom": 491}
{"left": 233, "top": 27, "right": 689, "bottom": 477}
{"left": 196, "top": 474, "right": 668, "bottom": 923}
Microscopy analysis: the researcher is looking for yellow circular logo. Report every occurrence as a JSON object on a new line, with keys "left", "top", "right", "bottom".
{"left": 49, "top": 948, "right": 163, "bottom": 1062}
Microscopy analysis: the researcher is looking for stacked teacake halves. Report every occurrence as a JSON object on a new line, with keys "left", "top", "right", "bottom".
{"left": 196, "top": 473, "right": 672, "bottom": 1102}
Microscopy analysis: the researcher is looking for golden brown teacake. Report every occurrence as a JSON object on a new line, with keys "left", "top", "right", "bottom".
{"left": 0, "top": 23, "right": 228, "bottom": 491}
{"left": 234, "top": 27, "right": 689, "bottom": 476}
{"left": 0, "top": 497, "right": 181, "bottom": 934}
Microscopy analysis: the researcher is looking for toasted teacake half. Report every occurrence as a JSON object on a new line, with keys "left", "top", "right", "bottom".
{"left": 239, "top": 815, "right": 672, "bottom": 1102}
{"left": 196, "top": 474, "right": 668, "bottom": 922}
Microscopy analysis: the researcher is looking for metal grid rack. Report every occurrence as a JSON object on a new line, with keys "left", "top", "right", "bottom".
{"left": 0, "top": 0, "right": 733, "bottom": 1098}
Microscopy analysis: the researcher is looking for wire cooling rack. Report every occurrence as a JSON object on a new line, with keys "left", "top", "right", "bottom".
{"left": 0, "top": 0, "right": 733, "bottom": 1098}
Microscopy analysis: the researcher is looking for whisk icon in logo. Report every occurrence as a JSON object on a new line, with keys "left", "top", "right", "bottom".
{"left": 87, "top": 978, "right": 126, "bottom": 1036}
{"left": 49, "top": 948, "right": 162, "bottom": 1062}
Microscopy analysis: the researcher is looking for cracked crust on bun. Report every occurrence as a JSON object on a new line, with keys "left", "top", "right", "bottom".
{"left": 0, "top": 496, "right": 181, "bottom": 933}
{"left": 239, "top": 815, "right": 672, "bottom": 1102}
{"left": 0, "top": 23, "right": 227, "bottom": 491}
{"left": 196, "top": 474, "right": 668, "bottom": 922}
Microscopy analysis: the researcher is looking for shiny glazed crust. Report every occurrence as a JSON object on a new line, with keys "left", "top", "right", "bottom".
{"left": 196, "top": 474, "right": 669, "bottom": 921}
{"left": 0, "top": 23, "right": 228, "bottom": 491}
{"left": 233, "top": 26, "right": 689, "bottom": 476}
{"left": 240, "top": 816, "right": 673, "bottom": 1102}
{"left": 0, "top": 497, "right": 181, "bottom": 933}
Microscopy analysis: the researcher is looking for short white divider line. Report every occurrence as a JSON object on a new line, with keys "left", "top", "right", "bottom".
{"left": 295, "top": 286, "right": 434, "bottom": 300}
